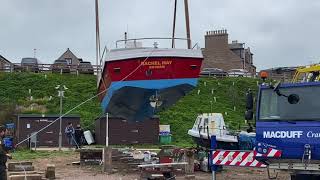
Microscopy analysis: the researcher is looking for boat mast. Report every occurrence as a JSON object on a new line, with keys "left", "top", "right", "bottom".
{"left": 184, "top": 0, "right": 191, "bottom": 49}
{"left": 95, "top": 0, "right": 101, "bottom": 83}
{"left": 171, "top": 0, "right": 177, "bottom": 48}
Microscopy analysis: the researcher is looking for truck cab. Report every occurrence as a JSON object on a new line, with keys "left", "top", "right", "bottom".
{"left": 255, "top": 82, "right": 320, "bottom": 161}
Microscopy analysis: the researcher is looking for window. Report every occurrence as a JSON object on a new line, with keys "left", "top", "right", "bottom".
{"left": 190, "top": 65, "right": 197, "bottom": 70}
{"left": 114, "top": 67, "right": 121, "bottom": 74}
{"left": 203, "top": 118, "right": 209, "bottom": 132}
{"left": 65, "top": 58, "right": 72, "bottom": 65}
{"left": 259, "top": 85, "right": 320, "bottom": 121}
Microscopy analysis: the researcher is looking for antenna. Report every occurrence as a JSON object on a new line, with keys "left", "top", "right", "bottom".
{"left": 33, "top": 48, "right": 37, "bottom": 58}
{"left": 124, "top": 32, "right": 128, "bottom": 46}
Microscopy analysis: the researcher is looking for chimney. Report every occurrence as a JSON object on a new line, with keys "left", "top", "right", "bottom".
{"left": 204, "top": 29, "right": 229, "bottom": 49}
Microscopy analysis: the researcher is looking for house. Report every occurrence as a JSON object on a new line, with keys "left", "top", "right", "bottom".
{"left": 0, "top": 55, "right": 12, "bottom": 71}
{"left": 57, "top": 48, "right": 83, "bottom": 71}
{"left": 202, "top": 29, "right": 256, "bottom": 75}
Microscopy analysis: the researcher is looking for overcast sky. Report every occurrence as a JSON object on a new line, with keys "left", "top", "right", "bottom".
{"left": 1, "top": 0, "right": 320, "bottom": 70}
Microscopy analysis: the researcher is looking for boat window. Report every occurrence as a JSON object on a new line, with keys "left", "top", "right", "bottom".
{"left": 190, "top": 65, "right": 197, "bottom": 70}
{"left": 203, "top": 118, "right": 209, "bottom": 132}
{"left": 114, "top": 67, "right": 121, "bottom": 74}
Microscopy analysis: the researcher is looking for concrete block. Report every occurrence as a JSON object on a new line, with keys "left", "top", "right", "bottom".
{"left": 184, "top": 174, "right": 196, "bottom": 180}
{"left": 45, "top": 164, "right": 55, "bottom": 179}
{"left": 8, "top": 161, "right": 33, "bottom": 171}
{"left": 8, "top": 162, "right": 34, "bottom": 172}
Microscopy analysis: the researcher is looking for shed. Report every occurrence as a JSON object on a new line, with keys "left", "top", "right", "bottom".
{"left": 14, "top": 114, "right": 80, "bottom": 147}
{"left": 95, "top": 117, "right": 159, "bottom": 145}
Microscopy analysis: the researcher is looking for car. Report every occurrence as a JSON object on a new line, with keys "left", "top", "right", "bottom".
{"left": 77, "top": 61, "right": 94, "bottom": 74}
{"left": 200, "top": 68, "right": 227, "bottom": 77}
{"left": 227, "top": 69, "right": 252, "bottom": 77}
{"left": 51, "top": 59, "right": 70, "bottom": 73}
{"left": 20, "top": 57, "right": 40, "bottom": 72}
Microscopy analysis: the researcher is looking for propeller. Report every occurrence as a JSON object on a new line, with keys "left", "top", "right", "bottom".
{"left": 149, "top": 93, "right": 163, "bottom": 108}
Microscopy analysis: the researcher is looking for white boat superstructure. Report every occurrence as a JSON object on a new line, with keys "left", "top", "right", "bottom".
{"left": 188, "top": 113, "right": 238, "bottom": 143}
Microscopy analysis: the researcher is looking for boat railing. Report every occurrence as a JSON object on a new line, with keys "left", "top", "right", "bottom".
{"left": 115, "top": 37, "right": 192, "bottom": 49}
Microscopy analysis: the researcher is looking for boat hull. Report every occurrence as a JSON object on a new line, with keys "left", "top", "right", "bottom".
{"left": 102, "top": 78, "right": 197, "bottom": 121}
{"left": 98, "top": 48, "right": 203, "bottom": 121}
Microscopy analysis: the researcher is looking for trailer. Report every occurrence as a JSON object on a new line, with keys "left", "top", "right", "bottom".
{"left": 208, "top": 79, "right": 320, "bottom": 180}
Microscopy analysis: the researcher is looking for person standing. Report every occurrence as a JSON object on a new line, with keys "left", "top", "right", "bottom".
{"left": 74, "top": 124, "right": 83, "bottom": 149}
{"left": 65, "top": 122, "right": 75, "bottom": 148}
{"left": 0, "top": 126, "right": 11, "bottom": 180}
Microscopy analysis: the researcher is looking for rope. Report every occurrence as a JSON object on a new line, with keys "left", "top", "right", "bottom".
{"left": 15, "top": 48, "right": 155, "bottom": 147}
{"left": 11, "top": 48, "right": 155, "bottom": 179}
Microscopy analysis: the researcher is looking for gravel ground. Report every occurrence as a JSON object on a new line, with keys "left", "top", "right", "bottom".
{"left": 25, "top": 151, "right": 290, "bottom": 180}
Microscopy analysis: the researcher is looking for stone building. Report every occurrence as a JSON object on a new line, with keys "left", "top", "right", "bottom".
{"left": 0, "top": 55, "right": 12, "bottom": 71}
{"left": 202, "top": 29, "right": 256, "bottom": 75}
{"left": 57, "top": 48, "right": 82, "bottom": 66}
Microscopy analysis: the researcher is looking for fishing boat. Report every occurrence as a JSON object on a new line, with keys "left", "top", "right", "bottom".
{"left": 98, "top": 42, "right": 203, "bottom": 121}
{"left": 96, "top": 0, "right": 203, "bottom": 121}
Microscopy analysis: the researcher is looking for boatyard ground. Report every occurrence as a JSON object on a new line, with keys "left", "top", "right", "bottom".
{"left": 12, "top": 149, "right": 290, "bottom": 180}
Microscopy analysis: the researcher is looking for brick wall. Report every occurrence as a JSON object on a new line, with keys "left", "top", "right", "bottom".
{"left": 202, "top": 30, "right": 256, "bottom": 75}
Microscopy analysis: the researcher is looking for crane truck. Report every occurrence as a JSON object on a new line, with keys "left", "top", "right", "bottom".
{"left": 209, "top": 74, "right": 320, "bottom": 180}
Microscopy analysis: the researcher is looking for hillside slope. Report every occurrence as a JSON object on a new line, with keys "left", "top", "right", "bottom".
{"left": 158, "top": 77, "right": 259, "bottom": 146}
{"left": 0, "top": 73, "right": 259, "bottom": 146}
{"left": 0, "top": 73, "right": 101, "bottom": 129}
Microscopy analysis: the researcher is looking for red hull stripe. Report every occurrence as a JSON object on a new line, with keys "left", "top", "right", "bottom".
{"left": 103, "top": 57, "right": 203, "bottom": 82}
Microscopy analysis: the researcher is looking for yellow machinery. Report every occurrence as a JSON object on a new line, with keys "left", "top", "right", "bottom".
{"left": 292, "top": 64, "right": 320, "bottom": 82}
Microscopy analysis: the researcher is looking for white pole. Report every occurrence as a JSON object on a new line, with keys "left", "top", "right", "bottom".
{"left": 212, "top": 170, "right": 216, "bottom": 180}
{"left": 106, "top": 113, "right": 109, "bottom": 147}
{"left": 58, "top": 87, "right": 63, "bottom": 151}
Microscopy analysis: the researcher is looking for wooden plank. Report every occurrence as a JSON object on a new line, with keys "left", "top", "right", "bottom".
{"left": 8, "top": 174, "right": 42, "bottom": 180}
{"left": 138, "top": 162, "right": 187, "bottom": 168}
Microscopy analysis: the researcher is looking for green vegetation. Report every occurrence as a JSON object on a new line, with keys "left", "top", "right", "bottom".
{"left": 0, "top": 72, "right": 101, "bottom": 129}
{"left": 0, "top": 73, "right": 260, "bottom": 147}
{"left": 12, "top": 149, "right": 75, "bottom": 161}
{"left": 158, "top": 77, "right": 259, "bottom": 147}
